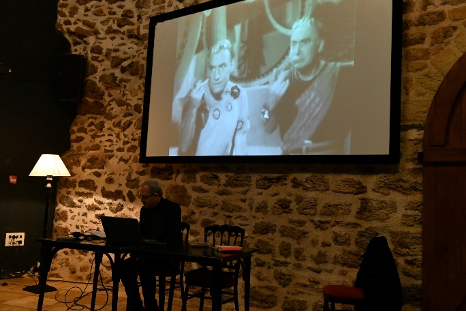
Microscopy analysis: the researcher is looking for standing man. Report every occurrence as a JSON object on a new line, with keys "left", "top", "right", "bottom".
{"left": 120, "top": 179, "right": 181, "bottom": 311}
{"left": 263, "top": 15, "right": 350, "bottom": 155}
{"left": 179, "top": 39, "right": 250, "bottom": 156}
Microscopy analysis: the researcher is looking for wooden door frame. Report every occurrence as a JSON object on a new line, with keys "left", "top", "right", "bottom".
{"left": 423, "top": 51, "right": 466, "bottom": 310}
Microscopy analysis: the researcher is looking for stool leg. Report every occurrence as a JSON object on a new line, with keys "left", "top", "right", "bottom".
{"left": 182, "top": 283, "right": 189, "bottom": 311}
{"left": 323, "top": 298, "right": 329, "bottom": 311}
{"left": 199, "top": 286, "right": 206, "bottom": 311}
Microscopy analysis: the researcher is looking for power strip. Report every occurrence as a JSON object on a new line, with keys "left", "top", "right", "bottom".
{"left": 5, "top": 232, "right": 25, "bottom": 246}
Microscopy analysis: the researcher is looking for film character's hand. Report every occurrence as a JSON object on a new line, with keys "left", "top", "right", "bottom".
{"left": 268, "top": 68, "right": 290, "bottom": 110}
{"left": 189, "top": 80, "right": 206, "bottom": 110}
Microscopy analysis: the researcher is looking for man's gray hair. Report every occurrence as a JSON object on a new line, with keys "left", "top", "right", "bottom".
{"left": 141, "top": 179, "right": 163, "bottom": 197}
{"left": 210, "top": 39, "right": 234, "bottom": 60}
{"left": 291, "top": 17, "right": 320, "bottom": 35}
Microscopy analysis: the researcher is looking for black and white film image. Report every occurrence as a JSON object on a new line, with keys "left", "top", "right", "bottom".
{"left": 145, "top": 0, "right": 393, "bottom": 158}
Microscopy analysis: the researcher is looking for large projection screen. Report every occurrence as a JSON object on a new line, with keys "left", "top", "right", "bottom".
{"left": 140, "top": 0, "right": 401, "bottom": 164}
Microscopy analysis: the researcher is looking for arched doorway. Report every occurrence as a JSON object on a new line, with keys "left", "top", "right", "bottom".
{"left": 423, "top": 51, "right": 466, "bottom": 310}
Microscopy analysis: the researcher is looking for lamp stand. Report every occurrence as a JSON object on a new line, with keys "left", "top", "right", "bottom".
{"left": 42, "top": 177, "right": 53, "bottom": 239}
{"left": 24, "top": 176, "right": 57, "bottom": 294}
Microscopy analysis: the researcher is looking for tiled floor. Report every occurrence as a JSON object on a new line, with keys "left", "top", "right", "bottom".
{"left": 0, "top": 277, "right": 208, "bottom": 311}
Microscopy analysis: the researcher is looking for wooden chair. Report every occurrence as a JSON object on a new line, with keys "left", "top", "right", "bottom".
{"left": 156, "top": 221, "right": 190, "bottom": 310}
{"left": 181, "top": 224, "right": 245, "bottom": 311}
{"left": 322, "top": 236, "right": 402, "bottom": 311}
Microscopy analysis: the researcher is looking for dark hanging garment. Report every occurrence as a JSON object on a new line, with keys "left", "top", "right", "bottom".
{"left": 354, "top": 236, "right": 402, "bottom": 311}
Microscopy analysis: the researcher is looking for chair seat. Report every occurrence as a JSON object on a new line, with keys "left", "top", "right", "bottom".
{"left": 323, "top": 285, "right": 364, "bottom": 302}
{"left": 184, "top": 268, "right": 236, "bottom": 289}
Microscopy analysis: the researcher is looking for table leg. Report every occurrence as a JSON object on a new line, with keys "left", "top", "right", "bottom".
{"left": 211, "top": 263, "right": 222, "bottom": 311}
{"left": 111, "top": 252, "right": 121, "bottom": 311}
{"left": 36, "top": 243, "right": 54, "bottom": 311}
{"left": 159, "top": 273, "right": 166, "bottom": 311}
{"left": 91, "top": 252, "right": 103, "bottom": 311}
{"left": 243, "top": 256, "right": 252, "bottom": 311}
{"left": 167, "top": 262, "right": 178, "bottom": 311}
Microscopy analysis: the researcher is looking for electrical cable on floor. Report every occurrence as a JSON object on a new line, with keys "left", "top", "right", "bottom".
{"left": 54, "top": 257, "right": 110, "bottom": 311}
{"left": 54, "top": 258, "right": 95, "bottom": 310}
{"left": 10, "top": 247, "right": 112, "bottom": 310}
{"left": 0, "top": 246, "right": 38, "bottom": 288}
{"left": 95, "top": 271, "right": 110, "bottom": 310}
{"left": 17, "top": 245, "right": 40, "bottom": 286}
{"left": 0, "top": 248, "right": 38, "bottom": 286}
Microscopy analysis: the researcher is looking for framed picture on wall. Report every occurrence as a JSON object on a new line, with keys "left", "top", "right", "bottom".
{"left": 140, "top": 0, "right": 401, "bottom": 164}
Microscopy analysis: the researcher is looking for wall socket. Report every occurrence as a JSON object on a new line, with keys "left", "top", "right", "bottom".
{"left": 5, "top": 232, "right": 25, "bottom": 246}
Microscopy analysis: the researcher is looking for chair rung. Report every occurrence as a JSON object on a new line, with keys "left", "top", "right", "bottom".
{"left": 186, "top": 292, "right": 235, "bottom": 303}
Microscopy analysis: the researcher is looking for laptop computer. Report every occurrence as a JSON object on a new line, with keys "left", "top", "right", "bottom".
{"left": 101, "top": 215, "right": 164, "bottom": 247}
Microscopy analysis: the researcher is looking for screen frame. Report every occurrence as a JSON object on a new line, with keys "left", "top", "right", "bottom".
{"left": 140, "top": 0, "right": 401, "bottom": 165}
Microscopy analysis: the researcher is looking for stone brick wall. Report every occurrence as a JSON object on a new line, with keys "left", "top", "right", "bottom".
{"left": 49, "top": 0, "right": 466, "bottom": 310}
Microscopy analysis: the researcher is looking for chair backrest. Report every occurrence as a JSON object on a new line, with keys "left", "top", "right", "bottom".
{"left": 204, "top": 224, "right": 245, "bottom": 272}
{"left": 181, "top": 222, "right": 190, "bottom": 245}
{"left": 354, "top": 236, "right": 402, "bottom": 310}
{"left": 204, "top": 224, "right": 245, "bottom": 247}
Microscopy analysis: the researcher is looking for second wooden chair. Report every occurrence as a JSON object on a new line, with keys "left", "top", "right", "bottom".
{"left": 181, "top": 224, "right": 245, "bottom": 311}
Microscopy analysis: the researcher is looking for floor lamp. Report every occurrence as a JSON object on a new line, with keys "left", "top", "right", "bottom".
{"left": 23, "top": 154, "right": 71, "bottom": 294}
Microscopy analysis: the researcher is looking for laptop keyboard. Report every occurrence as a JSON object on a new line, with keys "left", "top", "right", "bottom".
{"left": 143, "top": 239, "right": 166, "bottom": 246}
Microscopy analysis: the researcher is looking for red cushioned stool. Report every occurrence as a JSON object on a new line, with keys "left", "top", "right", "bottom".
{"left": 323, "top": 285, "right": 364, "bottom": 310}
{"left": 323, "top": 236, "right": 402, "bottom": 311}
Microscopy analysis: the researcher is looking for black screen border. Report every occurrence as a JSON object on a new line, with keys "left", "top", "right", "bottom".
{"left": 140, "top": 0, "right": 401, "bottom": 165}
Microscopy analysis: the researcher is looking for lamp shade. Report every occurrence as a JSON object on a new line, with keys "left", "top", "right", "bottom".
{"left": 29, "top": 154, "right": 71, "bottom": 177}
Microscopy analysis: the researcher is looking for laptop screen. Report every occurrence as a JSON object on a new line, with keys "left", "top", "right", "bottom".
{"left": 101, "top": 216, "right": 143, "bottom": 245}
